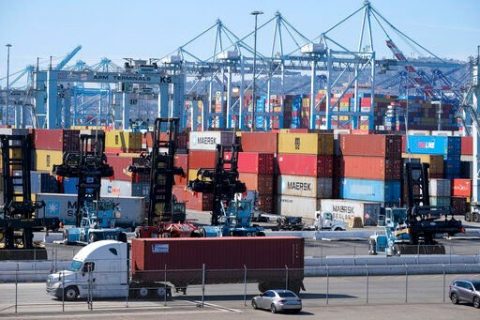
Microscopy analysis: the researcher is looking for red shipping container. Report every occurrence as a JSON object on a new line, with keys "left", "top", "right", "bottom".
{"left": 174, "top": 153, "right": 189, "bottom": 186}
{"left": 131, "top": 237, "right": 304, "bottom": 272}
{"left": 452, "top": 179, "right": 472, "bottom": 198}
{"left": 34, "top": 129, "right": 80, "bottom": 152}
{"left": 341, "top": 156, "right": 402, "bottom": 180}
{"left": 189, "top": 150, "right": 217, "bottom": 169}
{"left": 461, "top": 136, "right": 473, "bottom": 156}
{"left": 173, "top": 185, "right": 213, "bottom": 211}
{"left": 340, "top": 134, "right": 402, "bottom": 158}
{"left": 239, "top": 173, "right": 274, "bottom": 195}
{"left": 257, "top": 194, "right": 274, "bottom": 213}
{"left": 224, "top": 152, "right": 274, "bottom": 175}
{"left": 107, "top": 154, "right": 149, "bottom": 183}
{"left": 144, "top": 132, "right": 189, "bottom": 150}
{"left": 240, "top": 132, "right": 278, "bottom": 153}
{"left": 277, "top": 154, "right": 333, "bottom": 177}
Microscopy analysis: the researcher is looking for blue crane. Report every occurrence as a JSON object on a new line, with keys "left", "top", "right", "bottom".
{"left": 54, "top": 45, "right": 82, "bottom": 70}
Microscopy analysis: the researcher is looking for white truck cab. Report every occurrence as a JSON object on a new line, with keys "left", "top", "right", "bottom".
{"left": 314, "top": 211, "right": 346, "bottom": 231}
{"left": 46, "top": 240, "right": 128, "bottom": 300}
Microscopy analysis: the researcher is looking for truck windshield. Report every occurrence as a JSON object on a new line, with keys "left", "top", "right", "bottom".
{"left": 69, "top": 260, "right": 83, "bottom": 272}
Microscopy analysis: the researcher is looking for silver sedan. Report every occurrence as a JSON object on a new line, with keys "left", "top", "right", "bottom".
{"left": 251, "top": 289, "right": 302, "bottom": 313}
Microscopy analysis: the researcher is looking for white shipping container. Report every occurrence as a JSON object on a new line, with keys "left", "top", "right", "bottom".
{"left": 276, "top": 195, "right": 321, "bottom": 220}
{"left": 320, "top": 199, "right": 381, "bottom": 226}
{"left": 189, "top": 131, "right": 236, "bottom": 151}
{"left": 101, "top": 179, "right": 149, "bottom": 197}
{"left": 429, "top": 179, "right": 451, "bottom": 197}
{"left": 277, "top": 175, "right": 332, "bottom": 198}
{"left": 431, "top": 130, "right": 453, "bottom": 136}
{"left": 35, "top": 193, "right": 145, "bottom": 228}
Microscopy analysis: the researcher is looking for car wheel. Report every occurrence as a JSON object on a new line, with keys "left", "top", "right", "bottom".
{"left": 270, "top": 304, "right": 277, "bottom": 314}
{"left": 63, "top": 286, "right": 78, "bottom": 301}
{"left": 473, "top": 297, "right": 480, "bottom": 308}
{"left": 251, "top": 300, "right": 258, "bottom": 309}
{"left": 450, "top": 293, "right": 459, "bottom": 304}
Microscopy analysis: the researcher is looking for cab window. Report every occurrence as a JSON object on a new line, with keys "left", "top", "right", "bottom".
{"left": 83, "top": 262, "right": 95, "bottom": 272}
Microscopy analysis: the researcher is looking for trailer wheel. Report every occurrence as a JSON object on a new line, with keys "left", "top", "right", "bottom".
{"left": 136, "top": 287, "right": 150, "bottom": 299}
{"left": 465, "top": 212, "right": 472, "bottom": 222}
{"left": 473, "top": 212, "right": 480, "bottom": 223}
{"left": 155, "top": 287, "right": 167, "bottom": 299}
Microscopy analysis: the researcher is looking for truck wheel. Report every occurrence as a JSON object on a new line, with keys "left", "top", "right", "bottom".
{"left": 465, "top": 212, "right": 472, "bottom": 222}
{"left": 63, "top": 286, "right": 79, "bottom": 301}
{"left": 155, "top": 287, "right": 168, "bottom": 299}
{"left": 474, "top": 212, "right": 480, "bottom": 223}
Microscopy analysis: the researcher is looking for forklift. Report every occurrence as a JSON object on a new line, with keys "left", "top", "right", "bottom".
{"left": 188, "top": 144, "right": 265, "bottom": 237}
{"left": 0, "top": 134, "right": 59, "bottom": 259}
{"left": 130, "top": 118, "right": 197, "bottom": 238}
{"left": 369, "top": 162, "right": 464, "bottom": 255}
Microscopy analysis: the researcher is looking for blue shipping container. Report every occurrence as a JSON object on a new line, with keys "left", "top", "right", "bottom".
{"left": 63, "top": 177, "right": 79, "bottom": 194}
{"left": 31, "top": 171, "right": 58, "bottom": 194}
{"left": 406, "top": 136, "right": 461, "bottom": 156}
{"left": 340, "top": 178, "right": 401, "bottom": 203}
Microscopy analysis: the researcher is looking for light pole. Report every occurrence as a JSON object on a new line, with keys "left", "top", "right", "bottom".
{"left": 250, "top": 10, "right": 263, "bottom": 132}
{"left": 5, "top": 43, "right": 12, "bottom": 126}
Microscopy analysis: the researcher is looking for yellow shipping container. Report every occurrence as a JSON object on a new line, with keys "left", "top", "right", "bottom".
{"left": 35, "top": 150, "right": 63, "bottom": 171}
{"left": 105, "top": 131, "right": 142, "bottom": 152}
{"left": 188, "top": 169, "right": 212, "bottom": 182}
{"left": 278, "top": 132, "right": 334, "bottom": 155}
{"left": 0, "top": 149, "right": 23, "bottom": 169}
{"left": 401, "top": 153, "right": 444, "bottom": 177}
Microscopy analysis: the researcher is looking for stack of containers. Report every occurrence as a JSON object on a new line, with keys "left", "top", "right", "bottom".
{"left": 180, "top": 131, "right": 236, "bottom": 211}
{"left": 276, "top": 132, "right": 334, "bottom": 219}
{"left": 105, "top": 130, "right": 142, "bottom": 154}
{"left": 339, "top": 134, "right": 402, "bottom": 206}
{"left": 429, "top": 178, "right": 451, "bottom": 207}
{"left": 451, "top": 179, "right": 471, "bottom": 215}
{"left": 400, "top": 154, "right": 444, "bottom": 178}
{"left": 34, "top": 129, "right": 80, "bottom": 172}
{"left": 406, "top": 135, "right": 461, "bottom": 179}
{"left": 100, "top": 154, "right": 150, "bottom": 197}
{"left": 460, "top": 136, "right": 472, "bottom": 179}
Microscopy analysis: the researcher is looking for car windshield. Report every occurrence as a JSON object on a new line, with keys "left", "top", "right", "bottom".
{"left": 473, "top": 281, "right": 480, "bottom": 290}
{"left": 277, "top": 291, "right": 297, "bottom": 298}
{"left": 68, "top": 260, "right": 83, "bottom": 272}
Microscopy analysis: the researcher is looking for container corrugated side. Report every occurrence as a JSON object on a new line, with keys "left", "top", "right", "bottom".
{"left": 189, "top": 150, "right": 217, "bottom": 169}
{"left": 340, "top": 178, "right": 401, "bottom": 203}
{"left": 320, "top": 199, "right": 381, "bottom": 226}
{"left": 278, "top": 132, "right": 333, "bottom": 155}
{"left": 277, "top": 175, "right": 332, "bottom": 198}
{"left": 277, "top": 154, "right": 333, "bottom": 177}
{"left": 276, "top": 195, "right": 321, "bottom": 219}
{"left": 340, "top": 134, "right": 402, "bottom": 158}
{"left": 189, "top": 131, "right": 235, "bottom": 151}
{"left": 34, "top": 150, "right": 63, "bottom": 171}
{"left": 451, "top": 179, "right": 471, "bottom": 198}
{"left": 341, "top": 156, "right": 401, "bottom": 180}
{"left": 239, "top": 173, "right": 274, "bottom": 195}
{"left": 240, "top": 132, "right": 278, "bottom": 153}
{"left": 429, "top": 179, "right": 451, "bottom": 197}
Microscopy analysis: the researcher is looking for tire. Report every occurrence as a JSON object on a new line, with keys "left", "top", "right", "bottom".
{"left": 450, "top": 293, "right": 459, "bottom": 304}
{"left": 465, "top": 212, "right": 472, "bottom": 222}
{"left": 89, "top": 233, "right": 98, "bottom": 243}
{"left": 155, "top": 287, "right": 167, "bottom": 298}
{"left": 136, "top": 287, "right": 150, "bottom": 299}
{"left": 473, "top": 213, "right": 480, "bottom": 223}
{"left": 63, "top": 286, "right": 78, "bottom": 301}
{"left": 473, "top": 297, "right": 480, "bottom": 308}
{"left": 251, "top": 300, "right": 257, "bottom": 309}
{"left": 270, "top": 304, "right": 277, "bottom": 314}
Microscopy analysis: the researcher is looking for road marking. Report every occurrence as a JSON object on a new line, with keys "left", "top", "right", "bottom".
{"left": 189, "top": 300, "right": 242, "bottom": 313}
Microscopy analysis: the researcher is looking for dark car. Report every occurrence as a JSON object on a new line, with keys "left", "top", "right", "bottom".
{"left": 251, "top": 289, "right": 302, "bottom": 313}
{"left": 449, "top": 279, "right": 480, "bottom": 308}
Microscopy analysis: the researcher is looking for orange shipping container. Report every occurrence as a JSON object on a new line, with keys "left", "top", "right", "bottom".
{"left": 239, "top": 173, "right": 274, "bottom": 195}
{"left": 452, "top": 179, "right": 472, "bottom": 198}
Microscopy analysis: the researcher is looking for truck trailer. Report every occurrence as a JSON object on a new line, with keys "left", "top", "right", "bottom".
{"left": 46, "top": 237, "right": 304, "bottom": 301}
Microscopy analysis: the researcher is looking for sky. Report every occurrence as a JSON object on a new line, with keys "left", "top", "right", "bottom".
{"left": 0, "top": 0, "right": 479, "bottom": 86}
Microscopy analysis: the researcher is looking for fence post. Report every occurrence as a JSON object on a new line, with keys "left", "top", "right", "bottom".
{"left": 62, "top": 270, "right": 65, "bottom": 312}
{"left": 285, "top": 265, "right": 289, "bottom": 290}
{"left": 442, "top": 264, "right": 446, "bottom": 303}
{"left": 164, "top": 264, "right": 167, "bottom": 306}
{"left": 404, "top": 264, "right": 408, "bottom": 303}
{"left": 243, "top": 265, "right": 248, "bottom": 307}
{"left": 365, "top": 264, "right": 369, "bottom": 304}
{"left": 15, "top": 263, "right": 18, "bottom": 314}
{"left": 326, "top": 265, "right": 329, "bottom": 305}
{"left": 201, "top": 264, "right": 206, "bottom": 307}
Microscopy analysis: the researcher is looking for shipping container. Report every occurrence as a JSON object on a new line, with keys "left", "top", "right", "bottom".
{"left": 188, "top": 150, "right": 217, "bottom": 169}
{"left": 30, "top": 171, "right": 58, "bottom": 194}
{"left": 451, "top": 179, "right": 472, "bottom": 198}
{"left": 276, "top": 195, "right": 321, "bottom": 219}
{"left": 320, "top": 199, "right": 381, "bottom": 226}
{"left": 240, "top": 132, "right": 278, "bottom": 153}
{"left": 341, "top": 156, "right": 402, "bottom": 180}
{"left": 429, "top": 179, "right": 451, "bottom": 197}
{"left": 461, "top": 136, "right": 473, "bottom": 156}
{"left": 34, "top": 129, "right": 80, "bottom": 152}
{"left": 36, "top": 193, "right": 145, "bottom": 228}
{"left": 173, "top": 185, "right": 212, "bottom": 211}
{"left": 107, "top": 155, "right": 149, "bottom": 182}
{"left": 174, "top": 154, "right": 189, "bottom": 186}
{"left": 340, "top": 178, "right": 401, "bottom": 203}
{"left": 278, "top": 132, "right": 334, "bottom": 155}
{"left": 131, "top": 237, "right": 304, "bottom": 290}
{"left": 401, "top": 153, "right": 444, "bottom": 178}
{"left": 101, "top": 179, "right": 150, "bottom": 197}
{"left": 63, "top": 177, "right": 79, "bottom": 194}
{"left": 430, "top": 196, "right": 451, "bottom": 207}
{"left": 340, "top": 134, "right": 402, "bottom": 158}
{"left": 406, "top": 136, "right": 461, "bottom": 156}
{"left": 239, "top": 173, "right": 274, "bottom": 195}
{"left": 105, "top": 130, "right": 142, "bottom": 153}
{"left": 277, "top": 154, "right": 333, "bottom": 177}
{"left": 229, "top": 152, "right": 274, "bottom": 175}
{"left": 277, "top": 175, "right": 332, "bottom": 198}
{"left": 35, "top": 150, "right": 63, "bottom": 172}
{"left": 189, "top": 131, "right": 236, "bottom": 151}
{"left": 451, "top": 197, "right": 467, "bottom": 215}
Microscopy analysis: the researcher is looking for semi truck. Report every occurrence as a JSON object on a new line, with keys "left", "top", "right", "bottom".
{"left": 46, "top": 237, "right": 304, "bottom": 301}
